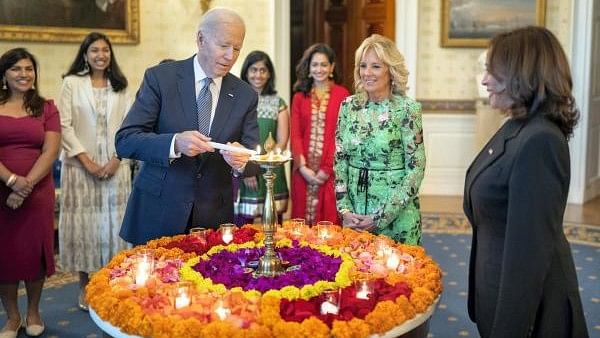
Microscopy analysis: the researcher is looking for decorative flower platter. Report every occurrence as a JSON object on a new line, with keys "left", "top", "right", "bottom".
{"left": 87, "top": 223, "right": 442, "bottom": 338}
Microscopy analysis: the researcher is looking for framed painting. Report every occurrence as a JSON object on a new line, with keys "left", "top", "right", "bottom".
{"left": 441, "top": 0, "right": 546, "bottom": 48}
{"left": 0, "top": 0, "right": 139, "bottom": 44}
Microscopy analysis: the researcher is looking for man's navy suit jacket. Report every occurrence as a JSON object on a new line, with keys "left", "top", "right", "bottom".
{"left": 116, "top": 56, "right": 259, "bottom": 245}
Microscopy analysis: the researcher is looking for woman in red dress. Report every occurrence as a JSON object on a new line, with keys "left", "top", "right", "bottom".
{"left": 290, "top": 43, "right": 349, "bottom": 225}
{"left": 0, "top": 48, "right": 61, "bottom": 337}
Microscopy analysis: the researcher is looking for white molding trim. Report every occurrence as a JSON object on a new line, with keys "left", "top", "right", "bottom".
{"left": 395, "top": 0, "right": 418, "bottom": 99}
{"left": 568, "top": 0, "right": 593, "bottom": 204}
{"left": 273, "top": 0, "right": 291, "bottom": 104}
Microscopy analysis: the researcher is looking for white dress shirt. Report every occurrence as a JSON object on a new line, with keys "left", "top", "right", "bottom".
{"left": 170, "top": 55, "right": 223, "bottom": 158}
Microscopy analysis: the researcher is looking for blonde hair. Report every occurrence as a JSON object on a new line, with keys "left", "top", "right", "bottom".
{"left": 353, "top": 34, "right": 409, "bottom": 102}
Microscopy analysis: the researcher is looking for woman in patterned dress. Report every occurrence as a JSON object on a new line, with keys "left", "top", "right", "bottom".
{"left": 58, "top": 32, "right": 132, "bottom": 311}
{"left": 0, "top": 48, "right": 61, "bottom": 338}
{"left": 235, "top": 51, "right": 289, "bottom": 224}
{"left": 334, "top": 34, "right": 425, "bottom": 244}
{"left": 290, "top": 43, "right": 350, "bottom": 225}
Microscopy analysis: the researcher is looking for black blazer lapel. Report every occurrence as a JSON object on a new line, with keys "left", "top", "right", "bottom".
{"left": 177, "top": 57, "right": 198, "bottom": 130}
{"left": 209, "top": 73, "right": 237, "bottom": 141}
{"left": 464, "top": 119, "right": 524, "bottom": 221}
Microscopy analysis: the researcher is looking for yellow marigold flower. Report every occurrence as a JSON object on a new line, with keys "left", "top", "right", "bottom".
{"left": 280, "top": 285, "right": 301, "bottom": 300}
{"left": 300, "top": 285, "right": 319, "bottom": 299}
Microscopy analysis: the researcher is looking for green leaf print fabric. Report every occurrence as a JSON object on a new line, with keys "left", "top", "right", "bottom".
{"left": 334, "top": 94, "right": 425, "bottom": 244}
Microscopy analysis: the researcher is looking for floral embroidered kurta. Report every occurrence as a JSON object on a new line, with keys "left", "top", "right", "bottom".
{"left": 334, "top": 94, "right": 425, "bottom": 244}
{"left": 290, "top": 84, "right": 349, "bottom": 225}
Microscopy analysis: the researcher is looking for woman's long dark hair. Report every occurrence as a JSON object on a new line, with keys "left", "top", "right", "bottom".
{"left": 293, "top": 43, "right": 340, "bottom": 95}
{"left": 487, "top": 26, "right": 578, "bottom": 138}
{"left": 0, "top": 48, "right": 45, "bottom": 117}
{"left": 64, "top": 32, "right": 128, "bottom": 92}
{"left": 240, "top": 50, "right": 277, "bottom": 95}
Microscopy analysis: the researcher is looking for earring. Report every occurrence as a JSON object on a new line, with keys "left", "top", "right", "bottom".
{"left": 84, "top": 61, "right": 90, "bottom": 73}
{"left": 329, "top": 73, "right": 334, "bottom": 78}
{"left": 1, "top": 78, "right": 6, "bottom": 90}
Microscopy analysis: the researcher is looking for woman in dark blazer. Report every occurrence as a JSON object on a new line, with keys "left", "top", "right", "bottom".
{"left": 464, "top": 26, "right": 588, "bottom": 338}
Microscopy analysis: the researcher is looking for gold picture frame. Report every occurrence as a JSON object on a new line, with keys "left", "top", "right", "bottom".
{"left": 441, "top": 0, "right": 546, "bottom": 48}
{"left": 0, "top": 0, "right": 140, "bottom": 44}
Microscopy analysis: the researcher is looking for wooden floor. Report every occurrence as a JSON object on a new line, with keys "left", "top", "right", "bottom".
{"left": 420, "top": 195, "right": 600, "bottom": 226}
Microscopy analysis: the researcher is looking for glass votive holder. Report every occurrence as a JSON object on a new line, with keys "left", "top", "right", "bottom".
{"left": 385, "top": 248, "right": 401, "bottom": 271}
{"left": 174, "top": 281, "right": 193, "bottom": 309}
{"left": 134, "top": 249, "right": 154, "bottom": 287}
{"left": 214, "top": 297, "right": 232, "bottom": 320}
{"left": 219, "top": 223, "right": 236, "bottom": 244}
{"left": 189, "top": 227, "right": 208, "bottom": 240}
{"left": 316, "top": 221, "right": 333, "bottom": 241}
{"left": 374, "top": 236, "right": 393, "bottom": 258}
{"left": 320, "top": 289, "right": 341, "bottom": 315}
{"left": 291, "top": 218, "right": 306, "bottom": 237}
{"left": 354, "top": 273, "right": 374, "bottom": 300}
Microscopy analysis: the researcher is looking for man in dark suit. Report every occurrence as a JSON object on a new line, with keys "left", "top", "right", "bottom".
{"left": 115, "top": 8, "right": 259, "bottom": 245}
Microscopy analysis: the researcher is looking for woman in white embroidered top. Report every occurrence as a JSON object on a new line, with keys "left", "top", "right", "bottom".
{"left": 58, "top": 32, "right": 132, "bottom": 312}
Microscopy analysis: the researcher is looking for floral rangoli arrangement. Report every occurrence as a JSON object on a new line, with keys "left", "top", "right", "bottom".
{"left": 87, "top": 223, "right": 442, "bottom": 338}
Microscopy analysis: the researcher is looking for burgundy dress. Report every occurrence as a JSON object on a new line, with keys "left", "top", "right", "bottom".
{"left": 0, "top": 101, "right": 60, "bottom": 282}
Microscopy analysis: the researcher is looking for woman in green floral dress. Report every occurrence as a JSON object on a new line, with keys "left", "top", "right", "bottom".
{"left": 334, "top": 34, "right": 425, "bottom": 244}
{"left": 234, "top": 51, "right": 289, "bottom": 225}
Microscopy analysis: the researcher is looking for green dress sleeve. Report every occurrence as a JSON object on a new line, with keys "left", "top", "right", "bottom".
{"left": 373, "top": 100, "right": 425, "bottom": 227}
{"left": 334, "top": 98, "right": 353, "bottom": 213}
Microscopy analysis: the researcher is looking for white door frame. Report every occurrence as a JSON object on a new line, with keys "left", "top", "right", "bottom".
{"left": 569, "top": 0, "right": 594, "bottom": 204}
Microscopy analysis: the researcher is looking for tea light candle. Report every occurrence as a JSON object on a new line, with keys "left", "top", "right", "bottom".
{"left": 386, "top": 253, "right": 400, "bottom": 271}
{"left": 215, "top": 301, "right": 231, "bottom": 320}
{"left": 318, "top": 228, "right": 331, "bottom": 240}
{"left": 222, "top": 230, "right": 233, "bottom": 244}
{"left": 320, "top": 300, "right": 339, "bottom": 315}
{"left": 175, "top": 290, "right": 191, "bottom": 309}
{"left": 355, "top": 281, "right": 371, "bottom": 300}
{"left": 135, "top": 260, "right": 150, "bottom": 286}
{"left": 220, "top": 224, "right": 235, "bottom": 244}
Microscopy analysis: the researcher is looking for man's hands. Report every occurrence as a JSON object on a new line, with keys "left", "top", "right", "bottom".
{"left": 174, "top": 131, "right": 214, "bottom": 157}
{"left": 220, "top": 142, "right": 250, "bottom": 171}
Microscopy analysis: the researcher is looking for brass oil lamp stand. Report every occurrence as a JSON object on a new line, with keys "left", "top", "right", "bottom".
{"left": 250, "top": 134, "right": 291, "bottom": 277}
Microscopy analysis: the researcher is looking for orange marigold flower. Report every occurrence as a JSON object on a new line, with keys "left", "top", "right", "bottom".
{"left": 300, "top": 317, "right": 329, "bottom": 338}
{"left": 365, "top": 300, "right": 404, "bottom": 333}
{"left": 272, "top": 321, "right": 304, "bottom": 338}
{"left": 331, "top": 318, "right": 371, "bottom": 338}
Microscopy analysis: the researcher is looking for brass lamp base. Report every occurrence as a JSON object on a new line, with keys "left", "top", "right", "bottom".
{"left": 249, "top": 152, "right": 291, "bottom": 278}
{"left": 255, "top": 254, "right": 284, "bottom": 277}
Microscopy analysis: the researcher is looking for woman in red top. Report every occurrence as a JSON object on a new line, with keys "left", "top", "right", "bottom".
{"left": 290, "top": 43, "right": 349, "bottom": 225}
{"left": 0, "top": 48, "right": 61, "bottom": 337}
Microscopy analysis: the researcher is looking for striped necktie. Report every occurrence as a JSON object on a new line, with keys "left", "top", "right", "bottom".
{"left": 196, "top": 77, "right": 213, "bottom": 135}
